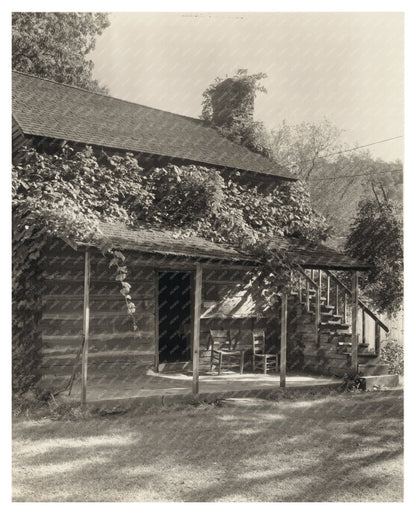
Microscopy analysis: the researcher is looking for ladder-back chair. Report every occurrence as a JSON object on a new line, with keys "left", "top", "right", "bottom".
{"left": 209, "top": 329, "right": 246, "bottom": 375}
{"left": 252, "top": 330, "right": 279, "bottom": 374}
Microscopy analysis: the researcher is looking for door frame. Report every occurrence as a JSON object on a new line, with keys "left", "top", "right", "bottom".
{"left": 154, "top": 268, "right": 195, "bottom": 371}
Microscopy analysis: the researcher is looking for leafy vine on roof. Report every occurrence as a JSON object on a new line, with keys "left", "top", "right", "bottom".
{"left": 12, "top": 143, "right": 329, "bottom": 392}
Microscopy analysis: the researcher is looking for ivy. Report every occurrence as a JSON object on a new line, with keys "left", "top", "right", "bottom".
{"left": 12, "top": 143, "right": 330, "bottom": 392}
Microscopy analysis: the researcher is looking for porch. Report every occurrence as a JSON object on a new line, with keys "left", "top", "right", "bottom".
{"left": 66, "top": 369, "right": 342, "bottom": 408}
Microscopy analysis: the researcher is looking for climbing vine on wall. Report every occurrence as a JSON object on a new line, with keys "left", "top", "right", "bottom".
{"left": 12, "top": 143, "right": 329, "bottom": 392}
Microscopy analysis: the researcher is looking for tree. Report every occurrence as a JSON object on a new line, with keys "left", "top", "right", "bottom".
{"left": 345, "top": 199, "right": 403, "bottom": 315}
{"left": 270, "top": 119, "right": 343, "bottom": 181}
{"left": 201, "top": 69, "right": 272, "bottom": 157}
{"left": 12, "top": 12, "right": 109, "bottom": 92}
{"left": 269, "top": 120, "right": 403, "bottom": 244}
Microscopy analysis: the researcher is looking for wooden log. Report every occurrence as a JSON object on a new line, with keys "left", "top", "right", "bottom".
{"left": 192, "top": 263, "right": 202, "bottom": 396}
{"left": 351, "top": 272, "right": 359, "bottom": 374}
{"left": 81, "top": 248, "right": 91, "bottom": 408}
{"left": 280, "top": 292, "right": 288, "bottom": 388}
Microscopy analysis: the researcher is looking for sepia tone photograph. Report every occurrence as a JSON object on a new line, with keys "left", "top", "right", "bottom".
{"left": 11, "top": 8, "right": 404, "bottom": 503}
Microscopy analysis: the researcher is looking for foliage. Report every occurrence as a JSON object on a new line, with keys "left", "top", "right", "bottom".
{"left": 12, "top": 12, "right": 109, "bottom": 92}
{"left": 269, "top": 119, "right": 403, "bottom": 243}
{"left": 201, "top": 69, "right": 272, "bottom": 157}
{"left": 146, "top": 164, "right": 224, "bottom": 225}
{"left": 381, "top": 340, "right": 404, "bottom": 375}
{"left": 12, "top": 141, "right": 330, "bottom": 392}
{"left": 345, "top": 199, "right": 403, "bottom": 315}
{"left": 341, "top": 373, "right": 366, "bottom": 392}
{"left": 271, "top": 119, "right": 343, "bottom": 180}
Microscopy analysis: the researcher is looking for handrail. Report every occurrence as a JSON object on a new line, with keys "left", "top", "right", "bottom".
{"left": 294, "top": 265, "right": 318, "bottom": 289}
{"left": 325, "top": 270, "right": 389, "bottom": 333}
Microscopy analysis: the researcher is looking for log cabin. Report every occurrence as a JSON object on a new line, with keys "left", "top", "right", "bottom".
{"left": 12, "top": 71, "right": 391, "bottom": 402}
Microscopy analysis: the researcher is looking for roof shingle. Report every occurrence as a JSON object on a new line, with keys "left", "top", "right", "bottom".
{"left": 12, "top": 71, "right": 294, "bottom": 180}
{"left": 78, "top": 222, "right": 369, "bottom": 271}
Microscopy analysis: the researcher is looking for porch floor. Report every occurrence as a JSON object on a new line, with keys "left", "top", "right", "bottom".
{"left": 67, "top": 370, "right": 342, "bottom": 407}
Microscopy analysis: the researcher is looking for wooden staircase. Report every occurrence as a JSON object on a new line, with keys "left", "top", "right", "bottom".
{"left": 290, "top": 268, "right": 389, "bottom": 378}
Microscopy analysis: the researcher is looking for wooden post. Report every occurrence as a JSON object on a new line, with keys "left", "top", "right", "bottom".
{"left": 351, "top": 271, "right": 359, "bottom": 374}
{"left": 361, "top": 310, "right": 366, "bottom": 346}
{"left": 375, "top": 323, "right": 381, "bottom": 356}
{"left": 280, "top": 292, "right": 288, "bottom": 388}
{"left": 305, "top": 281, "right": 310, "bottom": 312}
{"left": 326, "top": 274, "right": 331, "bottom": 307}
{"left": 192, "top": 263, "right": 202, "bottom": 396}
{"left": 315, "top": 271, "right": 322, "bottom": 346}
{"left": 344, "top": 292, "right": 348, "bottom": 323}
{"left": 81, "top": 248, "right": 91, "bottom": 408}
{"left": 154, "top": 270, "right": 159, "bottom": 372}
{"left": 335, "top": 284, "right": 339, "bottom": 316}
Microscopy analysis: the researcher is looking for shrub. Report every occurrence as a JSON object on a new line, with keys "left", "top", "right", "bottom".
{"left": 381, "top": 340, "right": 404, "bottom": 375}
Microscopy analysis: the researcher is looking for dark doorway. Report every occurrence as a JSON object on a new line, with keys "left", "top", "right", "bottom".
{"left": 158, "top": 271, "right": 192, "bottom": 363}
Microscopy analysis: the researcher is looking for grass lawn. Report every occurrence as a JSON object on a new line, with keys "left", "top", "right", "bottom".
{"left": 12, "top": 390, "right": 403, "bottom": 502}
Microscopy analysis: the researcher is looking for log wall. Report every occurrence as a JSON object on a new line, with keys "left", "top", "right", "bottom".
{"left": 40, "top": 243, "right": 155, "bottom": 387}
{"left": 39, "top": 242, "right": 280, "bottom": 387}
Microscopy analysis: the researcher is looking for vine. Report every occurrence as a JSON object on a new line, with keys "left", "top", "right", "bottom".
{"left": 12, "top": 143, "right": 330, "bottom": 393}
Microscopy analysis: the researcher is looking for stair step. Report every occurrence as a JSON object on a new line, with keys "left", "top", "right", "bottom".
{"left": 320, "top": 321, "right": 350, "bottom": 330}
{"left": 358, "top": 363, "right": 390, "bottom": 376}
{"left": 337, "top": 342, "right": 369, "bottom": 349}
{"left": 321, "top": 312, "right": 343, "bottom": 321}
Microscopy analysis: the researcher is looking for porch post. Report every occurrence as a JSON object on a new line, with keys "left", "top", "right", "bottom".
{"left": 351, "top": 271, "right": 359, "bottom": 374}
{"left": 280, "top": 292, "right": 288, "bottom": 387}
{"left": 81, "top": 247, "right": 91, "bottom": 408}
{"left": 192, "top": 263, "right": 202, "bottom": 396}
{"left": 315, "top": 270, "right": 322, "bottom": 346}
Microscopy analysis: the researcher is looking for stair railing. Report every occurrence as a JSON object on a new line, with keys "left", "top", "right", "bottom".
{"left": 324, "top": 270, "right": 388, "bottom": 356}
{"left": 292, "top": 266, "right": 389, "bottom": 357}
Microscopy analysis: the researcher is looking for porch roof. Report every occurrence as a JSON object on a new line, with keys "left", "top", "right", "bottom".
{"left": 77, "top": 221, "right": 370, "bottom": 271}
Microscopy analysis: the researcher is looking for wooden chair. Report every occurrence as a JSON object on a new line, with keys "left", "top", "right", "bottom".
{"left": 209, "top": 329, "right": 246, "bottom": 375}
{"left": 252, "top": 330, "right": 279, "bottom": 374}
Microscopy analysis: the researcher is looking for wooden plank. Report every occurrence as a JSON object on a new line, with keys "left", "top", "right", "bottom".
{"left": 351, "top": 271, "right": 359, "bottom": 374}
{"left": 192, "top": 263, "right": 203, "bottom": 396}
{"left": 81, "top": 248, "right": 90, "bottom": 408}
{"left": 280, "top": 293, "right": 288, "bottom": 388}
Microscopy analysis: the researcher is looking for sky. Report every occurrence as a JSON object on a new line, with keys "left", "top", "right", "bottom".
{"left": 89, "top": 12, "right": 404, "bottom": 162}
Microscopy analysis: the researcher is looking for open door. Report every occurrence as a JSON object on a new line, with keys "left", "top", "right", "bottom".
{"left": 158, "top": 271, "right": 192, "bottom": 363}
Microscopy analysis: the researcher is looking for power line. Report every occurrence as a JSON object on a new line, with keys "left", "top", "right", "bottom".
{"left": 317, "top": 135, "right": 403, "bottom": 160}
{"left": 310, "top": 167, "right": 403, "bottom": 182}
{"left": 280, "top": 135, "right": 403, "bottom": 168}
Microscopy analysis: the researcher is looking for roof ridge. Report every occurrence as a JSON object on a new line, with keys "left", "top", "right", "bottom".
{"left": 12, "top": 69, "right": 209, "bottom": 126}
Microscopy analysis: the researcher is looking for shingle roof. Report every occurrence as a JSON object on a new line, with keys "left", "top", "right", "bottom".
{"left": 76, "top": 222, "right": 369, "bottom": 271}
{"left": 85, "top": 221, "right": 256, "bottom": 263}
{"left": 12, "top": 71, "right": 294, "bottom": 180}
{"left": 271, "top": 237, "right": 370, "bottom": 271}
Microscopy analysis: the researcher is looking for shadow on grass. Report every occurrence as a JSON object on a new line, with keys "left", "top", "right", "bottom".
{"left": 12, "top": 390, "right": 403, "bottom": 502}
